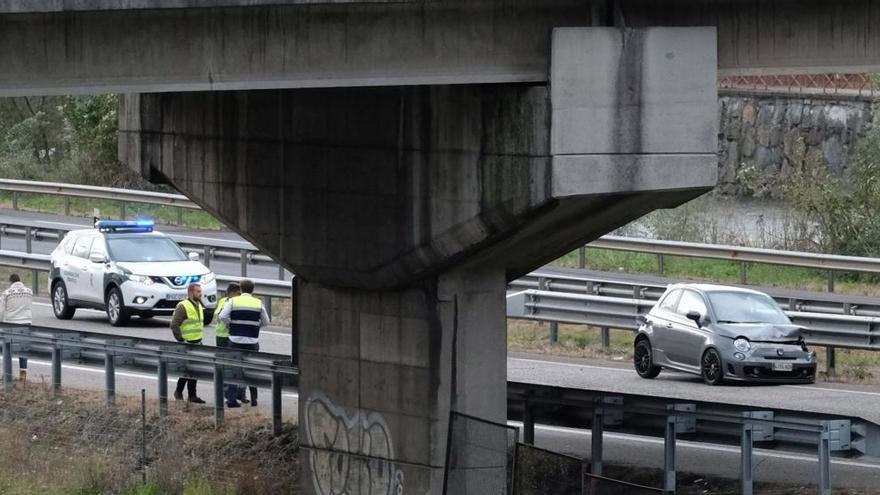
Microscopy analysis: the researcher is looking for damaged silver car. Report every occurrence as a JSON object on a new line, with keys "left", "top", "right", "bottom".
{"left": 634, "top": 284, "right": 817, "bottom": 385}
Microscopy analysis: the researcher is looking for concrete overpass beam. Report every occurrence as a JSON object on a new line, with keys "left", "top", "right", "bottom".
{"left": 119, "top": 26, "right": 716, "bottom": 493}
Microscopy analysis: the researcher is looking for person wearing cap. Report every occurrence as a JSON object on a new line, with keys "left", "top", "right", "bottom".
{"left": 218, "top": 278, "right": 269, "bottom": 407}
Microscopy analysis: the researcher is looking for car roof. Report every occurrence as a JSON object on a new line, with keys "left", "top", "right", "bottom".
{"left": 66, "top": 228, "right": 168, "bottom": 239}
{"left": 666, "top": 283, "right": 769, "bottom": 297}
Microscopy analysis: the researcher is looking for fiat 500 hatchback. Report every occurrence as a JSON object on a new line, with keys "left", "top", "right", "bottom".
{"left": 634, "top": 284, "right": 817, "bottom": 385}
{"left": 50, "top": 220, "right": 217, "bottom": 326}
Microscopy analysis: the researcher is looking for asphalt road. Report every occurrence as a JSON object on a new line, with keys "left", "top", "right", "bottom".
{"left": 8, "top": 207, "right": 880, "bottom": 488}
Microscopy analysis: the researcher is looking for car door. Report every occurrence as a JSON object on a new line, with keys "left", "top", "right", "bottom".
{"left": 65, "top": 235, "right": 94, "bottom": 301}
{"left": 667, "top": 289, "right": 710, "bottom": 369}
{"left": 648, "top": 289, "right": 682, "bottom": 365}
{"left": 84, "top": 238, "right": 109, "bottom": 304}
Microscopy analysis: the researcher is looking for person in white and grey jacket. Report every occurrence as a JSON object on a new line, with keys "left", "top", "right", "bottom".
{"left": 0, "top": 274, "right": 32, "bottom": 325}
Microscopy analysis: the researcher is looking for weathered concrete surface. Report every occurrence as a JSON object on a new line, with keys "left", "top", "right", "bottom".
{"left": 4, "top": 0, "right": 880, "bottom": 96}
{"left": 0, "top": 0, "right": 410, "bottom": 12}
{"left": 0, "top": 0, "right": 591, "bottom": 95}
{"left": 299, "top": 268, "right": 507, "bottom": 493}
{"left": 120, "top": 26, "right": 717, "bottom": 495}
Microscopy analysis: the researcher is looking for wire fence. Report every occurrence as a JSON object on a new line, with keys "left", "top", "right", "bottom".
{"left": 0, "top": 380, "right": 298, "bottom": 494}
{"left": 719, "top": 73, "right": 877, "bottom": 97}
{"left": 443, "top": 412, "right": 662, "bottom": 495}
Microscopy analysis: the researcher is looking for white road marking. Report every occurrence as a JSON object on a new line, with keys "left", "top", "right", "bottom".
{"left": 513, "top": 422, "right": 880, "bottom": 470}
{"left": 33, "top": 302, "right": 291, "bottom": 337}
{"left": 18, "top": 359, "right": 299, "bottom": 398}
{"left": 510, "top": 357, "right": 880, "bottom": 399}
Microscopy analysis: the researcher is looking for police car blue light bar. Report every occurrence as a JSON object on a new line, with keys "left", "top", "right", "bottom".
{"left": 95, "top": 219, "right": 155, "bottom": 233}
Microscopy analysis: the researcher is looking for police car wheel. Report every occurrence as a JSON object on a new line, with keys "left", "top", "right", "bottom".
{"left": 106, "top": 287, "right": 131, "bottom": 327}
{"left": 52, "top": 281, "right": 76, "bottom": 320}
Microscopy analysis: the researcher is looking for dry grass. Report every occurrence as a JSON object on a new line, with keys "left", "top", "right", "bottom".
{"left": 0, "top": 382, "right": 298, "bottom": 494}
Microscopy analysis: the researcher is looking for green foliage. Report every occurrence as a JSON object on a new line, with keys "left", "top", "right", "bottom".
{"left": 785, "top": 99, "right": 880, "bottom": 257}
{"left": 0, "top": 95, "right": 152, "bottom": 189}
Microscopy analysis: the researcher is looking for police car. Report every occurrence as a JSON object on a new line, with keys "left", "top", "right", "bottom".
{"left": 49, "top": 220, "right": 218, "bottom": 326}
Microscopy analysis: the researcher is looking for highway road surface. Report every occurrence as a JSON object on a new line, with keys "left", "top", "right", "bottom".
{"left": 7, "top": 208, "right": 880, "bottom": 488}
{"left": 8, "top": 301, "right": 880, "bottom": 489}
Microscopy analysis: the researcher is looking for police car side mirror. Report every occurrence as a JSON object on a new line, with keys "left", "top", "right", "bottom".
{"left": 188, "top": 252, "right": 200, "bottom": 262}
{"left": 89, "top": 254, "right": 108, "bottom": 264}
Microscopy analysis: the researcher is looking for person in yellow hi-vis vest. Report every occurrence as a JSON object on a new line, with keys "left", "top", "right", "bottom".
{"left": 214, "top": 282, "right": 240, "bottom": 348}
{"left": 169, "top": 283, "right": 206, "bottom": 404}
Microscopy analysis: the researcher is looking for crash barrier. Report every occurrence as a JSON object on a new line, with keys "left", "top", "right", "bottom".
{"left": 509, "top": 381, "right": 870, "bottom": 495}
{"left": 0, "top": 324, "right": 298, "bottom": 435}
{"left": 443, "top": 412, "right": 662, "bottom": 495}
{"left": 507, "top": 289, "right": 880, "bottom": 354}
{"left": 6, "top": 179, "right": 880, "bottom": 288}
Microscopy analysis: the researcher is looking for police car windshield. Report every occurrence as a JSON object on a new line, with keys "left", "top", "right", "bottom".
{"left": 106, "top": 237, "right": 188, "bottom": 262}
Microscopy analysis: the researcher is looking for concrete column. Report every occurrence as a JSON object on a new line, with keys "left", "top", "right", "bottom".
{"left": 298, "top": 267, "right": 507, "bottom": 493}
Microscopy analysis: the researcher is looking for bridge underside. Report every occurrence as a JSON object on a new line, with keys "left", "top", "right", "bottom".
{"left": 116, "top": 26, "right": 718, "bottom": 492}
{"left": 0, "top": 0, "right": 879, "bottom": 96}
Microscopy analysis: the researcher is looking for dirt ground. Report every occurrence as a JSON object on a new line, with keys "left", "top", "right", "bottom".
{"left": 0, "top": 382, "right": 298, "bottom": 494}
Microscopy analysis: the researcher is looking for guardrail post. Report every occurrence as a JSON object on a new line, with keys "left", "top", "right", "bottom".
{"left": 591, "top": 405, "right": 604, "bottom": 476}
{"left": 32, "top": 269, "right": 39, "bottom": 295}
{"left": 11, "top": 191, "right": 17, "bottom": 210}
{"left": 25, "top": 226, "right": 32, "bottom": 253}
{"left": 214, "top": 365, "right": 224, "bottom": 428}
{"left": 105, "top": 352, "right": 116, "bottom": 406}
{"left": 272, "top": 372, "right": 282, "bottom": 436}
{"left": 826, "top": 347, "right": 836, "bottom": 376}
{"left": 121, "top": 201, "right": 127, "bottom": 220}
{"left": 578, "top": 246, "right": 586, "bottom": 269}
{"left": 818, "top": 422, "right": 832, "bottom": 495}
{"left": 51, "top": 346, "right": 62, "bottom": 397}
{"left": 523, "top": 399, "right": 535, "bottom": 445}
{"left": 157, "top": 358, "right": 168, "bottom": 417}
{"left": 240, "top": 251, "right": 248, "bottom": 277}
{"left": 64, "top": 196, "right": 70, "bottom": 216}
{"left": 549, "top": 322, "right": 559, "bottom": 344}
{"left": 740, "top": 261, "right": 748, "bottom": 285}
{"left": 827, "top": 270, "right": 835, "bottom": 293}
{"left": 657, "top": 253, "right": 665, "bottom": 275}
{"left": 741, "top": 422, "right": 754, "bottom": 495}
{"left": 203, "top": 246, "right": 211, "bottom": 269}
{"left": 600, "top": 327, "right": 610, "bottom": 351}
{"left": 2, "top": 340, "right": 12, "bottom": 391}
{"left": 177, "top": 207, "right": 184, "bottom": 226}
{"left": 664, "top": 413, "right": 677, "bottom": 494}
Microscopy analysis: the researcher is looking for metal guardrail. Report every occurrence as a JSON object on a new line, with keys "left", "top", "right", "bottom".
{"left": 507, "top": 289, "right": 880, "bottom": 352}
{"left": 509, "top": 381, "right": 870, "bottom": 494}
{"left": 0, "top": 323, "right": 297, "bottom": 434}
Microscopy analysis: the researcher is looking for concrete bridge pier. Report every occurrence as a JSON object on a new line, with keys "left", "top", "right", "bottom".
{"left": 119, "top": 27, "right": 717, "bottom": 494}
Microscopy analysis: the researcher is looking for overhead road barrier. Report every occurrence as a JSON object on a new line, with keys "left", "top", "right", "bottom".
{"left": 0, "top": 324, "right": 297, "bottom": 434}
{"left": 507, "top": 290, "right": 880, "bottom": 353}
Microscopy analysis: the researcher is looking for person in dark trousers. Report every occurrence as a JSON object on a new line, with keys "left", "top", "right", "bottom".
{"left": 219, "top": 278, "right": 269, "bottom": 407}
{"left": 214, "top": 282, "right": 240, "bottom": 348}
{"left": 170, "top": 283, "right": 206, "bottom": 404}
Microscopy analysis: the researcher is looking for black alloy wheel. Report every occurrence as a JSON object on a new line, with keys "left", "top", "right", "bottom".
{"left": 634, "top": 339, "right": 661, "bottom": 379}
{"left": 701, "top": 348, "right": 724, "bottom": 385}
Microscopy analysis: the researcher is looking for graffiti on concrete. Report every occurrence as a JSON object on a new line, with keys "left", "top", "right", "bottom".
{"left": 304, "top": 392, "right": 404, "bottom": 495}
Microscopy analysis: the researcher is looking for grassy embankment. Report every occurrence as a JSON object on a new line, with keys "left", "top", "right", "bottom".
{"left": 0, "top": 191, "right": 223, "bottom": 230}
{"left": 510, "top": 248, "right": 880, "bottom": 384}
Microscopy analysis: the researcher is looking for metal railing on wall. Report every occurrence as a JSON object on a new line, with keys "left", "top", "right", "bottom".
{"left": 719, "top": 73, "right": 877, "bottom": 98}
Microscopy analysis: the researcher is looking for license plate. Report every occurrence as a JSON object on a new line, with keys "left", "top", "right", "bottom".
{"left": 773, "top": 362, "right": 793, "bottom": 372}
{"left": 166, "top": 293, "right": 186, "bottom": 301}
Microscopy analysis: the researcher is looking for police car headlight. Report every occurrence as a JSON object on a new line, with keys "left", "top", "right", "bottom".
{"left": 127, "top": 274, "right": 154, "bottom": 286}
{"left": 201, "top": 272, "right": 215, "bottom": 285}
{"left": 733, "top": 338, "right": 751, "bottom": 352}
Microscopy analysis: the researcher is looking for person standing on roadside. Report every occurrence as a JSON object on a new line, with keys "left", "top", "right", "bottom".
{"left": 219, "top": 278, "right": 269, "bottom": 407}
{"left": 214, "top": 282, "right": 240, "bottom": 348}
{"left": 0, "top": 274, "right": 33, "bottom": 325}
{"left": 169, "top": 282, "right": 206, "bottom": 404}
